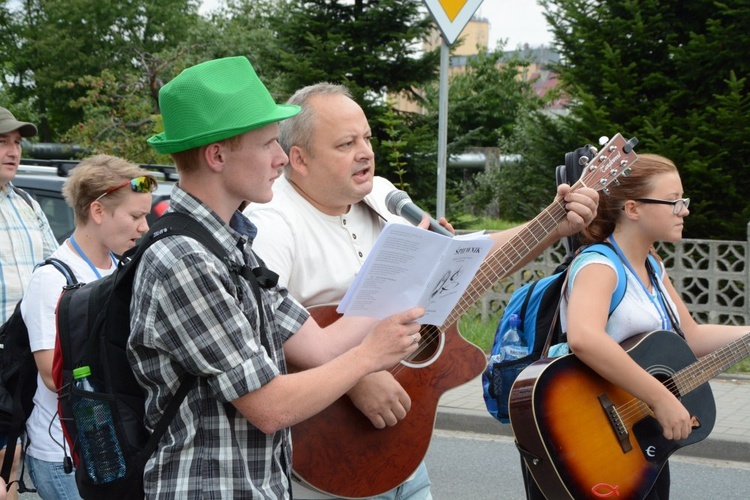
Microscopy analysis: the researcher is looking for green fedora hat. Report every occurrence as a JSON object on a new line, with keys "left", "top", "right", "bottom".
{"left": 148, "top": 56, "right": 300, "bottom": 154}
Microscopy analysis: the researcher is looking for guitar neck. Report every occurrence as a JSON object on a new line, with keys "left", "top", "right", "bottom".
{"left": 444, "top": 195, "right": 568, "bottom": 327}
{"left": 441, "top": 132, "right": 637, "bottom": 329}
{"left": 674, "top": 332, "right": 750, "bottom": 395}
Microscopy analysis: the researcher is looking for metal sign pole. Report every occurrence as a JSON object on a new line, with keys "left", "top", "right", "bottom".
{"left": 436, "top": 37, "right": 449, "bottom": 220}
{"left": 423, "top": 0, "right": 484, "bottom": 219}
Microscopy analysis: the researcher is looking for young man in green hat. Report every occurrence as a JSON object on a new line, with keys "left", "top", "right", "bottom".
{"left": 129, "top": 56, "right": 425, "bottom": 499}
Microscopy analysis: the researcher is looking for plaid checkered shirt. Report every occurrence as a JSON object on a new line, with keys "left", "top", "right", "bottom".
{"left": 128, "top": 186, "right": 309, "bottom": 499}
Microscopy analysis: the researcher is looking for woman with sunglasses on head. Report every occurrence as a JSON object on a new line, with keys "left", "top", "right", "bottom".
{"left": 529, "top": 153, "right": 748, "bottom": 499}
{"left": 19, "top": 155, "right": 156, "bottom": 499}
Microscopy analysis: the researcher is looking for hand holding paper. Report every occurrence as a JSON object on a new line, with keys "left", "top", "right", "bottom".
{"left": 337, "top": 223, "right": 493, "bottom": 325}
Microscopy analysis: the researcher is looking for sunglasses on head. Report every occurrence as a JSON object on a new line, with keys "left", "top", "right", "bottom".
{"left": 94, "top": 176, "right": 157, "bottom": 203}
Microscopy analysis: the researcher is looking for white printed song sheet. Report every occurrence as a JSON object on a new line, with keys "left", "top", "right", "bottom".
{"left": 338, "top": 223, "right": 493, "bottom": 325}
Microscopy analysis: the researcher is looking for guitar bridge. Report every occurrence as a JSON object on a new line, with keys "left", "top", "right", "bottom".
{"left": 598, "top": 393, "right": 633, "bottom": 453}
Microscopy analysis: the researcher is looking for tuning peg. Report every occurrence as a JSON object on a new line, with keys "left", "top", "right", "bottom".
{"left": 624, "top": 137, "right": 639, "bottom": 154}
{"left": 598, "top": 136, "right": 609, "bottom": 146}
{"left": 578, "top": 155, "right": 590, "bottom": 166}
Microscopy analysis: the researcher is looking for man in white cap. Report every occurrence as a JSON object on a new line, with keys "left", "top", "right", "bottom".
{"left": 0, "top": 106, "right": 58, "bottom": 499}
{"left": 129, "top": 56, "right": 426, "bottom": 499}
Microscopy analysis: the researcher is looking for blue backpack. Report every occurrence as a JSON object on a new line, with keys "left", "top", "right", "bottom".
{"left": 482, "top": 243, "right": 651, "bottom": 423}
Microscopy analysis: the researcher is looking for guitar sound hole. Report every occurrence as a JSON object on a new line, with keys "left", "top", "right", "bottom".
{"left": 412, "top": 325, "right": 440, "bottom": 362}
{"left": 649, "top": 370, "right": 681, "bottom": 398}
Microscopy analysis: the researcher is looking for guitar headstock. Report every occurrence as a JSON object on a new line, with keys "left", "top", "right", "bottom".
{"left": 571, "top": 133, "right": 638, "bottom": 195}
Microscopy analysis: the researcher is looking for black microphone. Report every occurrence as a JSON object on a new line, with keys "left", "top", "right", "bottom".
{"left": 385, "top": 190, "right": 453, "bottom": 237}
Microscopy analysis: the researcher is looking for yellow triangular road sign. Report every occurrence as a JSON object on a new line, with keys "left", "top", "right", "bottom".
{"left": 424, "top": 0, "right": 484, "bottom": 45}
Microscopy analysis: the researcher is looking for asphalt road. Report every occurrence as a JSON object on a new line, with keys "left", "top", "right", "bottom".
{"left": 426, "top": 429, "right": 750, "bottom": 499}
{"left": 18, "top": 429, "right": 750, "bottom": 499}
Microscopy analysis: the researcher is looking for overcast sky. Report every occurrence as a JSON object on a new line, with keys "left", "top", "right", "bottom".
{"left": 199, "top": 1, "right": 553, "bottom": 49}
{"left": 476, "top": 0, "right": 553, "bottom": 49}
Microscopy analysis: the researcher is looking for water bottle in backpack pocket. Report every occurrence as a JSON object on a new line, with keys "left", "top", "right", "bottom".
{"left": 488, "top": 354, "right": 536, "bottom": 424}
{"left": 484, "top": 313, "right": 536, "bottom": 424}
{"left": 492, "top": 314, "right": 526, "bottom": 362}
{"left": 70, "top": 366, "right": 127, "bottom": 485}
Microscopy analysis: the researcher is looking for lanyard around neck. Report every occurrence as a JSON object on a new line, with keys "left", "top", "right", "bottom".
{"left": 69, "top": 234, "right": 118, "bottom": 279}
{"left": 608, "top": 235, "right": 671, "bottom": 330}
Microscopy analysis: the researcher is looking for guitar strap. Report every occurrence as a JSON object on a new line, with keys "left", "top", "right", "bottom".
{"left": 541, "top": 297, "right": 564, "bottom": 358}
{"left": 646, "top": 258, "right": 686, "bottom": 339}
{"left": 541, "top": 268, "right": 581, "bottom": 358}
{"left": 362, "top": 196, "right": 390, "bottom": 229}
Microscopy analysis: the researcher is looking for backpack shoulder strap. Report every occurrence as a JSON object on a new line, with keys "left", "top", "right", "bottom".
{"left": 41, "top": 257, "right": 78, "bottom": 286}
{"left": 541, "top": 244, "right": 626, "bottom": 356}
{"left": 517, "top": 280, "right": 540, "bottom": 324}
{"left": 646, "top": 254, "right": 661, "bottom": 278}
{"left": 128, "top": 211, "right": 230, "bottom": 266}
{"left": 114, "top": 211, "right": 239, "bottom": 308}
{"left": 138, "top": 213, "right": 275, "bottom": 327}
{"left": 11, "top": 185, "right": 33, "bottom": 208}
{"left": 579, "top": 242, "right": 627, "bottom": 315}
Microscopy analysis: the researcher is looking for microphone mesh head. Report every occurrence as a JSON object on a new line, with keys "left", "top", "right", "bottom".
{"left": 385, "top": 189, "right": 410, "bottom": 216}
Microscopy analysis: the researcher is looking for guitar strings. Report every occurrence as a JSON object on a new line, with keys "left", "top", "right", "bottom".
{"left": 391, "top": 199, "right": 570, "bottom": 373}
{"left": 599, "top": 333, "right": 750, "bottom": 430}
{"left": 389, "top": 151, "right": 632, "bottom": 376}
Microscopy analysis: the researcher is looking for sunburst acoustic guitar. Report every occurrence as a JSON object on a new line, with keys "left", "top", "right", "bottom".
{"left": 510, "top": 329, "right": 750, "bottom": 500}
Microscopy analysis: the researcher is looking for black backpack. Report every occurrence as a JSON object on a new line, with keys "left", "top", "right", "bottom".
{"left": 53, "top": 211, "right": 274, "bottom": 499}
{"left": 0, "top": 258, "right": 77, "bottom": 491}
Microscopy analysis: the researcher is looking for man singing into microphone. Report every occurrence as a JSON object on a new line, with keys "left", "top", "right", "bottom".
{"left": 244, "top": 83, "right": 598, "bottom": 500}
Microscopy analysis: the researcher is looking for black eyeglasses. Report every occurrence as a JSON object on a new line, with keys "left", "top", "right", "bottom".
{"left": 633, "top": 197, "right": 690, "bottom": 215}
{"left": 94, "top": 176, "right": 157, "bottom": 203}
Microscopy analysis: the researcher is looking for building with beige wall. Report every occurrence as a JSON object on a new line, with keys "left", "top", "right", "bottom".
{"left": 389, "top": 16, "right": 563, "bottom": 114}
{"left": 425, "top": 16, "right": 490, "bottom": 55}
